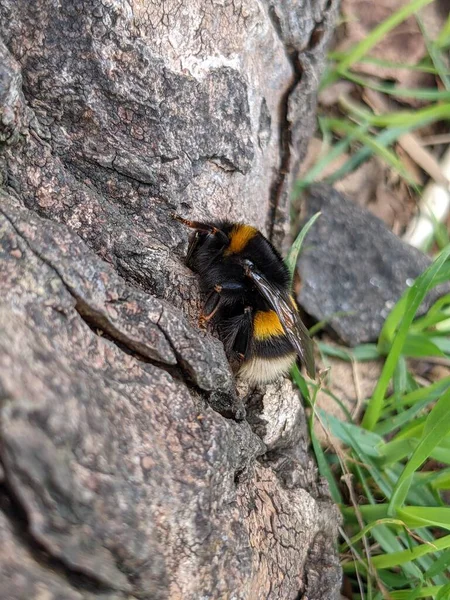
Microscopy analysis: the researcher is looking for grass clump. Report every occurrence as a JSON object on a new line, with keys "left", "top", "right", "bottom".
{"left": 292, "top": 3, "right": 450, "bottom": 598}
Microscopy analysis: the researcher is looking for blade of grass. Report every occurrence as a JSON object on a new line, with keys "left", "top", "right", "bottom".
{"left": 362, "top": 247, "right": 450, "bottom": 430}
{"left": 370, "top": 534, "right": 450, "bottom": 569}
{"left": 429, "top": 470, "right": 450, "bottom": 491}
{"left": 339, "top": 97, "right": 450, "bottom": 130}
{"left": 324, "top": 126, "right": 412, "bottom": 186}
{"left": 327, "top": 52, "right": 440, "bottom": 74}
{"left": 374, "top": 397, "right": 435, "bottom": 437}
{"left": 285, "top": 212, "right": 321, "bottom": 282}
{"left": 322, "top": 118, "right": 419, "bottom": 186}
{"left": 423, "top": 549, "right": 450, "bottom": 578}
{"left": 317, "top": 342, "right": 354, "bottom": 361}
{"left": 383, "top": 376, "right": 450, "bottom": 410}
{"left": 436, "top": 13, "right": 450, "bottom": 49}
{"left": 342, "top": 504, "right": 390, "bottom": 524}
{"left": 318, "top": 408, "right": 383, "bottom": 457}
{"left": 436, "top": 583, "right": 450, "bottom": 600}
{"left": 402, "top": 334, "right": 446, "bottom": 358}
{"left": 294, "top": 119, "right": 371, "bottom": 193}
{"left": 411, "top": 294, "right": 450, "bottom": 332}
{"left": 398, "top": 506, "right": 450, "bottom": 530}
{"left": 391, "top": 587, "right": 448, "bottom": 600}
{"left": 388, "top": 387, "right": 450, "bottom": 512}
{"left": 290, "top": 363, "right": 312, "bottom": 403}
{"left": 338, "top": 70, "right": 450, "bottom": 101}
{"left": 291, "top": 365, "right": 343, "bottom": 504}
{"left": 342, "top": 519, "right": 415, "bottom": 549}
{"left": 416, "top": 13, "right": 450, "bottom": 91}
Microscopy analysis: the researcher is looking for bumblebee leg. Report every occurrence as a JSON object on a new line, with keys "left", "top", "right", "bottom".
{"left": 186, "top": 231, "right": 199, "bottom": 267}
{"left": 232, "top": 306, "right": 253, "bottom": 360}
{"left": 199, "top": 282, "right": 246, "bottom": 328}
{"left": 199, "top": 287, "right": 222, "bottom": 328}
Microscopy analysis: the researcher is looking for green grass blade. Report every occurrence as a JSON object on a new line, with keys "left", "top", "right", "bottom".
{"left": 295, "top": 118, "right": 371, "bottom": 192}
{"left": 324, "top": 126, "right": 412, "bottom": 186}
{"left": 290, "top": 363, "right": 311, "bottom": 403}
{"left": 383, "top": 376, "right": 450, "bottom": 410}
{"left": 437, "top": 583, "right": 450, "bottom": 600}
{"left": 429, "top": 470, "right": 450, "bottom": 491}
{"left": 340, "top": 98, "right": 450, "bottom": 129}
{"left": 370, "top": 534, "right": 450, "bottom": 569}
{"left": 285, "top": 212, "right": 321, "bottom": 282}
{"left": 398, "top": 506, "right": 450, "bottom": 530}
{"left": 352, "top": 344, "right": 381, "bottom": 361}
{"left": 291, "top": 366, "right": 343, "bottom": 504}
{"left": 322, "top": 118, "right": 419, "bottom": 186}
{"left": 295, "top": 137, "right": 351, "bottom": 193}
{"left": 362, "top": 247, "right": 450, "bottom": 430}
{"left": 342, "top": 504, "right": 390, "bottom": 523}
{"left": 327, "top": 52, "right": 440, "bottom": 74}
{"left": 402, "top": 334, "right": 446, "bottom": 358}
{"left": 310, "top": 427, "right": 343, "bottom": 505}
{"left": 317, "top": 342, "right": 354, "bottom": 361}
{"left": 388, "top": 388, "right": 450, "bottom": 512}
{"left": 416, "top": 13, "right": 450, "bottom": 91}
{"left": 378, "top": 294, "right": 409, "bottom": 351}
{"left": 423, "top": 548, "right": 450, "bottom": 578}
{"left": 339, "top": 69, "right": 450, "bottom": 101}
{"left": 436, "top": 13, "right": 450, "bottom": 48}
{"left": 318, "top": 408, "right": 383, "bottom": 457}
{"left": 375, "top": 398, "right": 436, "bottom": 437}
{"left": 391, "top": 587, "right": 450, "bottom": 600}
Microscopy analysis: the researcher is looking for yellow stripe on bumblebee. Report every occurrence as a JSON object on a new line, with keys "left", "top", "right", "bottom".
{"left": 253, "top": 310, "right": 284, "bottom": 339}
{"left": 225, "top": 224, "right": 257, "bottom": 255}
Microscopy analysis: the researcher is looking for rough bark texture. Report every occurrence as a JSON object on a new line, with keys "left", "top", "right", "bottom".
{"left": 0, "top": 2, "right": 341, "bottom": 599}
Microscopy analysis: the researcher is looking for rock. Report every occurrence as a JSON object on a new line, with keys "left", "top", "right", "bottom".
{"left": 0, "top": 189, "right": 341, "bottom": 600}
{"left": 297, "top": 184, "right": 442, "bottom": 346}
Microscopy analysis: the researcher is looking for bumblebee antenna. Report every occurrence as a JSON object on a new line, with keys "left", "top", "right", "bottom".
{"left": 172, "top": 214, "right": 228, "bottom": 243}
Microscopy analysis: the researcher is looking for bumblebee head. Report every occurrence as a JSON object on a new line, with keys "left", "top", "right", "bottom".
{"left": 172, "top": 214, "right": 233, "bottom": 267}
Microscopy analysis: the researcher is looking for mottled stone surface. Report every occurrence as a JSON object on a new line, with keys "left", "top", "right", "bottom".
{"left": 0, "top": 2, "right": 341, "bottom": 599}
{"left": 298, "top": 184, "right": 442, "bottom": 345}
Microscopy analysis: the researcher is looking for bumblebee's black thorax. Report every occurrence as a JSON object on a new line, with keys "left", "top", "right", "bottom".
{"left": 189, "top": 221, "right": 290, "bottom": 302}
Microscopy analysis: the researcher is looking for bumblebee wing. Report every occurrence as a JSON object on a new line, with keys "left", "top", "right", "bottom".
{"left": 245, "top": 264, "right": 316, "bottom": 379}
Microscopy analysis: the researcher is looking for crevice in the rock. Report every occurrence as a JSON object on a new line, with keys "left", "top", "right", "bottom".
{"left": 294, "top": 589, "right": 304, "bottom": 600}
{"left": 244, "top": 388, "right": 268, "bottom": 439}
{"left": 266, "top": 9, "right": 304, "bottom": 242}
{"left": 200, "top": 154, "right": 241, "bottom": 173}
{"left": 307, "top": 23, "right": 325, "bottom": 51}
{"left": 73, "top": 298, "right": 190, "bottom": 379}
{"left": 0, "top": 477, "right": 133, "bottom": 596}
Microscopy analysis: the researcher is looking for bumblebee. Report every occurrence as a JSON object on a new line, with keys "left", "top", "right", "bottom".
{"left": 174, "top": 215, "right": 316, "bottom": 384}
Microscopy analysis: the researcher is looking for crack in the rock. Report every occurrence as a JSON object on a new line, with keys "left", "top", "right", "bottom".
{"left": 266, "top": 7, "right": 304, "bottom": 242}
{"left": 73, "top": 297, "right": 195, "bottom": 388}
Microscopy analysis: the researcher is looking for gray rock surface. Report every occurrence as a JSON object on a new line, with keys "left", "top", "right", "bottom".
{"left": 298, "top": 184, "right": 441, "bottom": 346}
{"left": 0, "top": 2, "right": 341, "bottom": 599}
